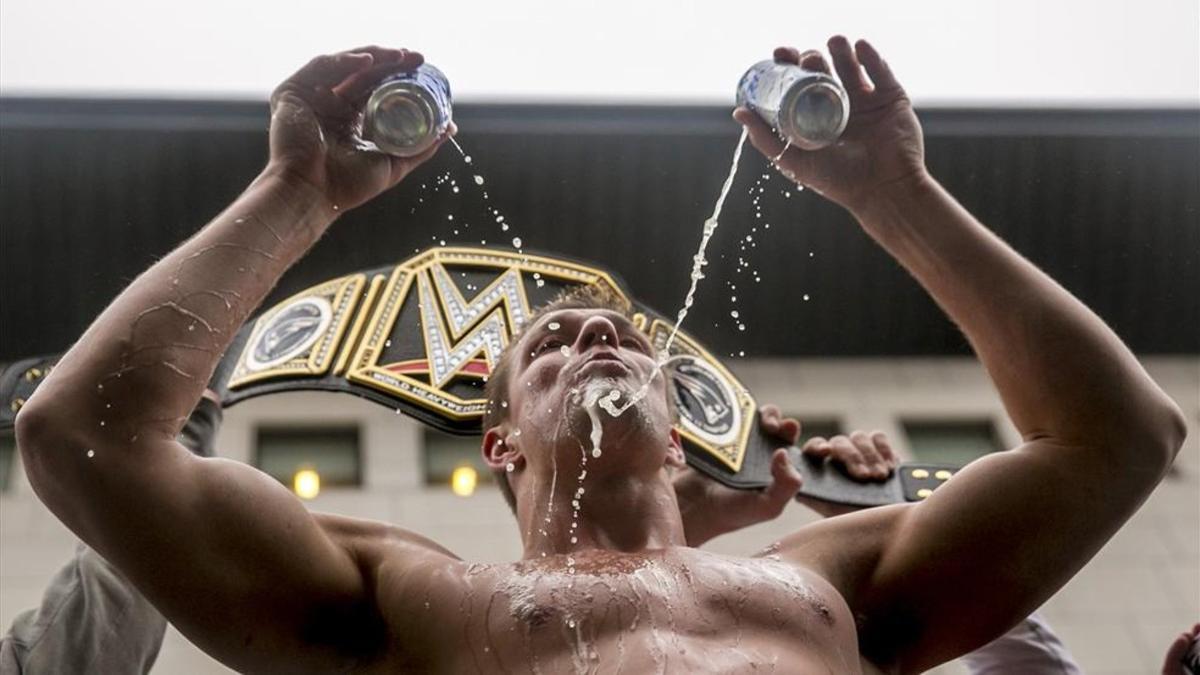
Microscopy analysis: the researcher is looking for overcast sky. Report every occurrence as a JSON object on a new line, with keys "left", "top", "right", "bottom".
{"left": 1, "top": 0, "right": 1197, "bottom": 105}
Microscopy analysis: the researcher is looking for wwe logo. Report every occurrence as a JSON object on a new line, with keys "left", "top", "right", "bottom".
{"left": 417, "top": 264, "right": 532, "bottom": 388}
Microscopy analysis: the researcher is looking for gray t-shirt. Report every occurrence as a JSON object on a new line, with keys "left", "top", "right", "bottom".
{"left": 961, "top": 612, "right": 1083, "bottom": 675}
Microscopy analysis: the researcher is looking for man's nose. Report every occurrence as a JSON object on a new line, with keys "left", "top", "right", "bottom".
{"left": 574, "top": 316, "right": 621, "bottom": 352}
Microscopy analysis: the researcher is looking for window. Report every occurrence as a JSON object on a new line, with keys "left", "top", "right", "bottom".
{"left": 423, "top": 428, "right": 493, "bottom": 486}
{"left": 794, "top": 418, "right": 844, "bottom": 447}
{"left": 902, "top": 420, "right": 1000, "bottom": 465}
{"left": 255, "top": 426, "right": 362, "bottom": 489}
{"left": 0, "top": 432, "right": 14, "bottom": 493}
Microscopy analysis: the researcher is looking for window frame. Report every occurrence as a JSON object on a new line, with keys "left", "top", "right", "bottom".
{"left": 900, "top": 417, "right": 1002, "bottom": 465}
{"left": 0, "top": 431, "right": 15, "bottom": 493}
{"left": 253, "top": 424, "right": 364, "bottom": 489}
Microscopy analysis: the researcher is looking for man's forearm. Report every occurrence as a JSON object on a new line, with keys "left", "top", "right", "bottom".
{"left": 20, "top": 169, "right": 334, "bottom": 454}
{"left": 851, "top": 174, "right": 1184, "bottom": 455}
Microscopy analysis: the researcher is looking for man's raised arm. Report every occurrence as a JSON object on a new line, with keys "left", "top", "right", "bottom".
{"left": 14, "top": 46, "right": 451, "bottom": 671}
{"left": 736, "top": 37, "right": 1186, "bottom": 673}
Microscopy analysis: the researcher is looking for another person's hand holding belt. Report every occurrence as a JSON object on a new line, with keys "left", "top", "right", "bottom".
{"left": 675, "top": 406, "right": 897, "bottom": 545}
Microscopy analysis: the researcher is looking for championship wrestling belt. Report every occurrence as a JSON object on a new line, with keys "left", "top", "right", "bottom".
{"left": 0, "top": 246, "right": 959, "bottom": 507}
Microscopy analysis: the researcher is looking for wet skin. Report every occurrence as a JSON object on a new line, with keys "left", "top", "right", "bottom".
{"left": 358, "top": 539, "right": 863, "bottom": 673}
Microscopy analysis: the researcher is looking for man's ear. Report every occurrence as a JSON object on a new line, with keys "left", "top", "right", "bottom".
{"left": 482, "top": 425, "right": 521, "bottom": 472}
{"left": 665, "top": 427, "right": 687, "bottom": 469}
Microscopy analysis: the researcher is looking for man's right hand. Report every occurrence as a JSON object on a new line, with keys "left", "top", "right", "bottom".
{"left": 266, "top": 46, "right": 453, "bottom": 214}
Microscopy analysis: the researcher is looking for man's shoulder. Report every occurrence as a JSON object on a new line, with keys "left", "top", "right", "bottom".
{"left": 773, "top": 504, "right": 914, "bottom": 586}
{"left": 313, "top": 512, "right": 464, "bottom": 564}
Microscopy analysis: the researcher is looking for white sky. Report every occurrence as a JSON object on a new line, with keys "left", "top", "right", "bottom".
{"left": 1, "top": 0, "right": 1197, "bottom": 105}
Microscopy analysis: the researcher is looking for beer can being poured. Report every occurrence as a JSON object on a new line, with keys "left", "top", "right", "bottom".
{"left": 363, "top": 64, "right": 452, "bottom": 157}
{"left": 736, "top": 60, "right": 849, "bottom": 151}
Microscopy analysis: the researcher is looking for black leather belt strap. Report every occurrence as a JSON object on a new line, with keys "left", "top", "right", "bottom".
{"left": 1, "top": 247, "right": 962, "bottom": 506}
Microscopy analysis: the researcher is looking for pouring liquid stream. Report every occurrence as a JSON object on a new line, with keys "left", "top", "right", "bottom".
{"left": 593, "top": 129, "right": 750, "bottom": 422}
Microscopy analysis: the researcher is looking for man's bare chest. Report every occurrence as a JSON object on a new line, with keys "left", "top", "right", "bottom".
{"left": 376, "top": 549, "right": 860, "bottom": 672}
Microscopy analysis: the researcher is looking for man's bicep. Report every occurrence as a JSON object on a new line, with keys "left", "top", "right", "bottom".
{"left": 861, "top": 441, "right": 1131, "bottom": 672}
{"left": 90, "top": 445, "right": 375, "bottom": 672}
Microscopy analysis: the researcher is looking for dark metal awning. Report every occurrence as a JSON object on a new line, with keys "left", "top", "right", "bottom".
{"left": 1, "top": 99, "right": 1197, "bottom": 359}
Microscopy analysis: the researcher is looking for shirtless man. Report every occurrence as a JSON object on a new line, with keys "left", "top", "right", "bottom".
{"left": 15, "top": 38, "right": 1185, "bottom": 673}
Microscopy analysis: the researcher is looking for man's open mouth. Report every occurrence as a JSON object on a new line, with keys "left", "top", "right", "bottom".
{"left": 572, "top": 352, "right": 632, "bottom": 379}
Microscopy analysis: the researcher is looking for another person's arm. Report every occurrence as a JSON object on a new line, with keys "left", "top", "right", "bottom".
{"left": 0, "top": 392, "right": 222, "bottom": 675}
{"left": 14, "top": 47, "right": 452, "bottom": 672}
{"left": 736, "top": 37, "right": 1185, "bottom": 672}
{"left": 674, "top": 407, "right": 805, "bottom": 547}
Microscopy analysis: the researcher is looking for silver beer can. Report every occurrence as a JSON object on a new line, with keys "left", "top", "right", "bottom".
{"left": 363, "top": 64, "right": 452, "bottom": 157}
{"left": 736, "top": 60, "right": 849, "bottom": 151}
